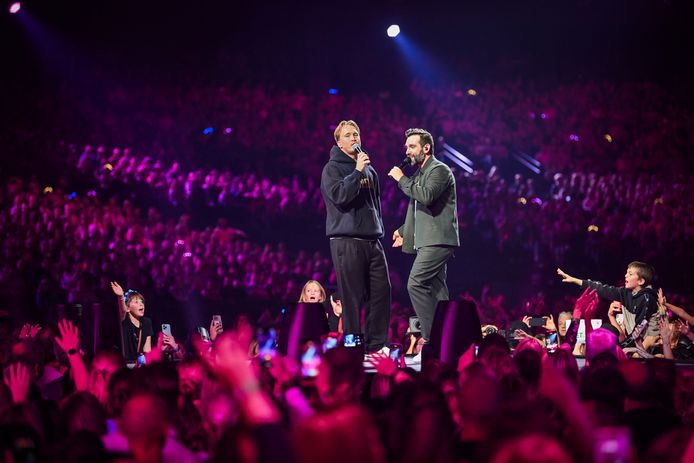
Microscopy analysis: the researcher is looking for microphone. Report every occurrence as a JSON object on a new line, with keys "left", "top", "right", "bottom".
{"left": 351, "top": 143, "right": 364, "bottom": 154}
{"left": 399, "top": 157, "right": 413, "bottom": 168}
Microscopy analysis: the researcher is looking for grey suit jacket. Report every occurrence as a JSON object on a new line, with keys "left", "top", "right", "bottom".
{"left": 397, "top": 155, "right": 460, "bottom": 254}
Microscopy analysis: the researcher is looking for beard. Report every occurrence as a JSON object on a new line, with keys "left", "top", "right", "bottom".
{"left": 413, "top": 151, "right": 426, "bottom": 164}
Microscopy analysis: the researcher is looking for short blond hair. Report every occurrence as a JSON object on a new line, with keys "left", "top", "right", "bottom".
{"left": 333, "top": 120, "right": 361, "bottom": 143}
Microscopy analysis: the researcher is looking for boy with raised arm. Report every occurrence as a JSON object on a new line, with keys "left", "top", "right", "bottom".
{"left": 557, "top": 262, "right": 660, "bottom": 347}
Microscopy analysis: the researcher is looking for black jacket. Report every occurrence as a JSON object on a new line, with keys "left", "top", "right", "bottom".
{"left": 320, "top": 146, "right": 384, "bottom": 238}
{"left": 581, "top": 280, "right": 658, "bottom": 328}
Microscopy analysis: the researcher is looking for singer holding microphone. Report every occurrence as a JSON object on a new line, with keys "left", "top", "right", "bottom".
{"left": 388, "top": 128, "right": 459, "bottom": 353}
{"left": 320, "top": 120, "right": 391, "bottom": 355}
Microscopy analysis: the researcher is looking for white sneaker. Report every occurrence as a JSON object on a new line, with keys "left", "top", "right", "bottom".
{"left": 409, "top": 351, "right": 422, "bottom": 364}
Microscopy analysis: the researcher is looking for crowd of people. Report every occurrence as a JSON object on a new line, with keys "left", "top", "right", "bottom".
{"left": 45, "top": 78, "right": 692, "bottom": 178}
{"left": 66, "top": 140, "right": 693, "bottom": 294}
{"left": 0, "top": 177, "right": 334, "bottom": 323}
{"left": 2, "top": 287, "right": 694, "bottom": 463}
{"left": 2, "top": 71, "right": 693, "bottom": 462}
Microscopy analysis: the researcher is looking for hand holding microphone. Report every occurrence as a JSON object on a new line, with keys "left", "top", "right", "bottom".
{"left": 388, "top": 157, "right": 412, "bottom": 181}
{"left": 352, "top": 144, "right": 371, "bottom": 172}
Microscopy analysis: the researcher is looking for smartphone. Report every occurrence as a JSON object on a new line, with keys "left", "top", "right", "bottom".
{"left": 594, "top": 427, "right": 630, "bottom": 463}
{"left": 161, "top": 324, "right": 172, "bottom": 337}
{"left": 136, "top": 353, "right": 146, "bottom": 367}
{"left": 342, "top": 333, "right": 363, "bottom": 348}
{"left": 322, "top": 335, "right": 339, "bottom": 353}
{"left": 197, "top": 326, "right": 212, "bottom": 343}
{"left": 212, "top": 315, "right": 223, "bottom": 330}
{"left": 301, "top": 342, "right": 321, "bottom": 377}
{"left": 529, "top": 317, "right": 546, "bottom": 327}
{"left": 257, "top": 328, "right": 278, "bottom": 366}
{"left": 546, "top": 331, "right": 558, "bottom": 353}
{"left": 389, "top": 343, "right": 403, "bottom": 364}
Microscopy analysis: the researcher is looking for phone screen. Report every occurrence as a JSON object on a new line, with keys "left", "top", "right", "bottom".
{"left": 322, "top": 335, "right": 338, "bottom": 353}
{"left": 342, "top": 334, "right": 363, "bottom": 348}
{"left": 197, "top": 326, "right": 211, "bottom": 343}
{"left": 301, "top": 342, "right": 320, "bottom": 377}
{"left": 257, "top": 328, "right": 278, "bottom": 366}
{"left": 546, "top": 331, "right": 558, "bottom": 353}
{"left": 389, "top": 343, "right": 402, "bottom": 363}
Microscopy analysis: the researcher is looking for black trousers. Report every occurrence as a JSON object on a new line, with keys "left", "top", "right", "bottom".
{"left": 407, "top": 246, "right": 454, "bottom": 341}
{"left": 329, "top": 238, "right": 391, "bottom": 351}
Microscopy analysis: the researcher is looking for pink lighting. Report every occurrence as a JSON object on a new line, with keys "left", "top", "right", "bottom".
{"left": 9, "top": 2, "right": 21, "bottom": 14}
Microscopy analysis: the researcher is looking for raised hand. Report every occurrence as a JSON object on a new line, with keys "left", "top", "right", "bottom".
{"left": 3, "top": 363, "right": 31, "bottom": 403}
{"left": 584, "top": 294, "right": 599, "bottom": 320}
{"left": 213, "top": 331, "right": 257, "bottom": 387}
{"left": 55, "top": 319, "right": 80, "bottom": 353}
{"left": 162, "top": 333, "right": 178, "bottom": 352}
{"left": 330, "top": 295, "right": 342, "bottom": 317}
{"left": 19, "top": 323, "right": 41, "bottom": 338}
{"left": 110, "top": 281, "right": 124, "bottom": 297}
{"left": 608, "top": 301, "right": 622, "bottom": 317}
{"left": 544, "top": 314, "right": 557, "bottom": 332}
{"left": 366, "top": 352, "right": 398, "bottom": 377}
{"left": 572, "top": 288, "right": 597, "bottom": 319}
{"left": 674, "top": 320, "right": 690, "bottom": 336}
{"left": 268, "top": 356, "right": 299, "bottom": 386}
{"left": 557, "top": 268, "right": 581, "bottom": 286}
{"left": 659, "top": 318, "right": 673, "bottom": 343}
{"left": 209, "top": 318, "right": 223, "bottom": 341}
{"left": 658, "top": 288, "right": 666, "bottom": 307}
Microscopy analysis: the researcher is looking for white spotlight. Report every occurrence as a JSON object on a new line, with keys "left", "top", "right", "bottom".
{"left": 9, "top": 2, "right": 21, "bottom": 14}
{"left": 387, "top": 24, "right": 400, "bottom": 38}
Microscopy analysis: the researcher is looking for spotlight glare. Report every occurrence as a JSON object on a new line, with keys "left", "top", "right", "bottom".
{"left": 9, "top": 2, "right": 21, "bottom": 14}
{"left": 387, "top": 25, "right": 400, "bottom": 38}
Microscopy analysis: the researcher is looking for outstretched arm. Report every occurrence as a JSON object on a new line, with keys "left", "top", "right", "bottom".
{"left": 556, "top": 268, "right": 583, "bottom": 287}
{"left": 55, "top": 319, "right": 88, "bottom": 391}
{"left": 111, "top": 281, "right": 128, "bottom": 321}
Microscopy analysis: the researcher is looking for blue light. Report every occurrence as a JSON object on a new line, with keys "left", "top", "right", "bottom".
{"left": 387, "top": 24, "right": 400, "bottom": 38}
{"left": 328, "top": 88, "right": 339, "bottom": 95}
{"left": 203, "top": 127, "right": 214, "bottom": 135}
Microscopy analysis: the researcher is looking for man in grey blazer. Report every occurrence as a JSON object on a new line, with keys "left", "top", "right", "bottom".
{"left": 388, "top": 128, "right": 460, "bottom": 346}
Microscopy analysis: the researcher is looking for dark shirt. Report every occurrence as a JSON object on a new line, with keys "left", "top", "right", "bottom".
{"left": 122, "top": 316, "right": 153, "bottom": 363}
